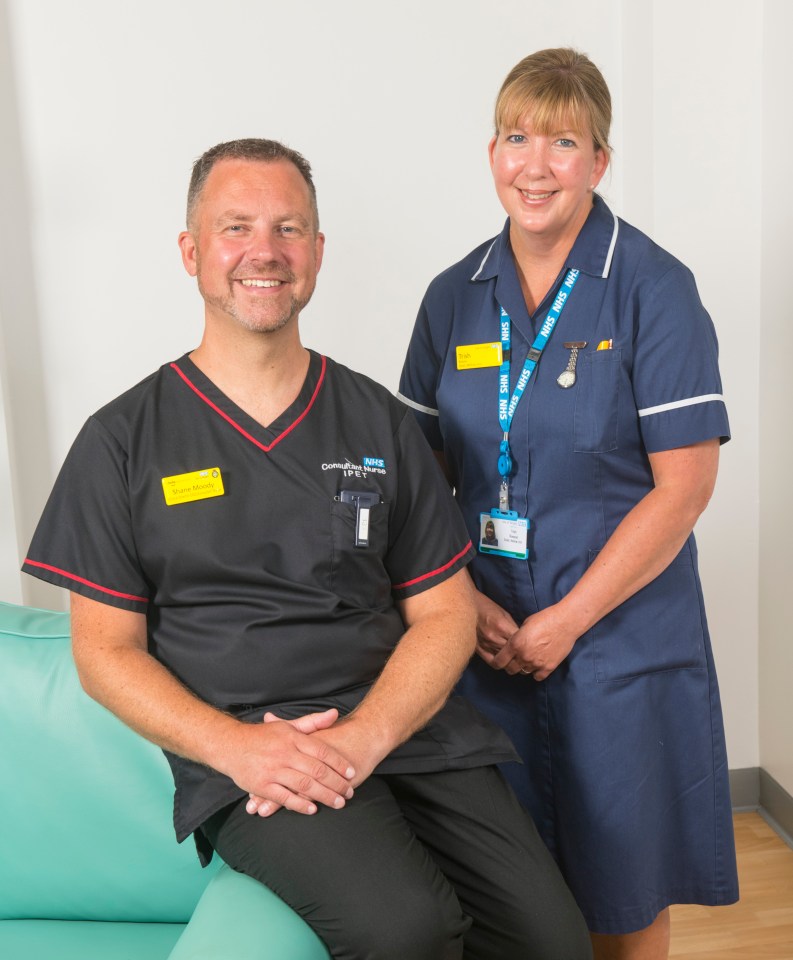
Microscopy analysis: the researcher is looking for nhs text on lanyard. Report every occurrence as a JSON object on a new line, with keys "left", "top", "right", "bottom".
{"left": 480, "top": 268, "right": 579, "bottom": 561}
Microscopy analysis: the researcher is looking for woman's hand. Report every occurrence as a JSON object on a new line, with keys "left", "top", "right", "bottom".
{"left": 471, "top": 587, "right": 520, "bottom": 661}
{"left": 489, "top": 604, "right": 579, "bottom": 681}
{"left": 485, "top": 440, "right": 721, "bottom": 683}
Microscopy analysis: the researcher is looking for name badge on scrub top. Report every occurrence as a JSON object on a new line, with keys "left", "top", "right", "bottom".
{"left": 455, "top": 341, "right": 503, "bottom": 370}
{"left": 479, "top": 510, "right": 529, "bottom": 560}
{"left": 162, "top": 467, "right": 224, "bottom": 506}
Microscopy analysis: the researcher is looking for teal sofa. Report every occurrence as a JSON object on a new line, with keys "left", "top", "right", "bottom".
{"left": 0, "top": 600, "right": 331, "bottom": 960}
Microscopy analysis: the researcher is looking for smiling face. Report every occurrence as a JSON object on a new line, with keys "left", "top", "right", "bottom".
{"left": 178, "top": 158, "right": 324, "bottom": 337}
{"left": 489, "top": 114, "right": 608, "bottom": 255}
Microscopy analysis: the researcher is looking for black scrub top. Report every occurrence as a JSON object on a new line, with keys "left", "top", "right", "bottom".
{"left": 25, "top": 351, "right": 517, "bottom": 845}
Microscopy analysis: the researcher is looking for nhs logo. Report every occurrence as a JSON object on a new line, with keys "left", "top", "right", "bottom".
{"left": 363, "top": 457, "right": 386, "bottom": 469}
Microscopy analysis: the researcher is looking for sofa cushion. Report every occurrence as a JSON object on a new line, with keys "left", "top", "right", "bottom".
{"left": 0, "top": 601, "right": 217, "bottom": 922}
{"left": 0, "top": 919, "right": 185, "bottom": 960}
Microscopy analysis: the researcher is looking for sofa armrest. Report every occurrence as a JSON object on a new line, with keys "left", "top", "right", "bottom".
{"left": 167, "top": 864, "right": 330, "bottom": 960}
{"left": 0, "top": 600, "right": 215, "bottom": 921}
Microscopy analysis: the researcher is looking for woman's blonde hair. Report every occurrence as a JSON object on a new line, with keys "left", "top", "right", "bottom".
{"left": 495, "top": 48, "right": 612, "bottom": 156}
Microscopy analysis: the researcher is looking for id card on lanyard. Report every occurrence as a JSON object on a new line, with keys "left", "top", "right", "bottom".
{"left": 479, "top": 268, "right": 580, "bottom": 560}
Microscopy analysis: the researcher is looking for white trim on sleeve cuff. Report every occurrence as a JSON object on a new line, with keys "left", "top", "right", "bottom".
{"left": 396, "top": 392, "right": 439, "bottom": 416}
{"left": 637, "top": 394, "right": 724, "bottom": 418}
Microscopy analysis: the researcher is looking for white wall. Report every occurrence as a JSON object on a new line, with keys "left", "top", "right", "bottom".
{"left": 0, "top": 0, "right": 53, "bottom": 608}
{"left": 650, "top": 0, "right": 763, "bottom": 776}
{"left": 0, "top": 324, "right": 23, "bottom": 605}
{"left": 1, "top": 0, "right": 780, "bottom": 775}
{"left": 759, "top": 0, "right": 793, "bottom": 798}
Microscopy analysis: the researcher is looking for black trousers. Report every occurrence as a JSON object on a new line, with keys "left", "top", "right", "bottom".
{"left": 201, "top": 766, "right": 591, "bottom": 960}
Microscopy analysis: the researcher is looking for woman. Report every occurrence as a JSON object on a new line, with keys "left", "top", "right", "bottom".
{"left": 399, "top": 48, "right": 738, "bottom": 960}
{"left": 482, "top": 519, "right": 498, "bottom": 547}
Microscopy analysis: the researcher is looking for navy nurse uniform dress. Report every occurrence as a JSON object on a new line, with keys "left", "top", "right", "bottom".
{"left": 398, "top": 195, "right": 739, "bottom": 933}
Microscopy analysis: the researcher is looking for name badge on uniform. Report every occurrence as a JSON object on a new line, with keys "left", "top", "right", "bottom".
{"left": 162, "top": 467, "right": 224, "bottom": 506}
{"left": 479, "top": 510, "right": 529, "bottom": 560}
{"left": 456, "top": 341, "right": 503, "bottom": 370}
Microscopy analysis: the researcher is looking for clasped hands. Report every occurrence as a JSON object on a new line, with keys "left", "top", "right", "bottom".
{"left": 231, "top": 707, "right": 372, "bottom": 820}
{"left": 236, "top": 594, "right": 579, "bottom": 820}
{"left": 473, "top": 590, "right": 578, "bottom": 682}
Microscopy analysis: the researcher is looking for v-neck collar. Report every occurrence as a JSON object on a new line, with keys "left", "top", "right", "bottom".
{"left": 169, "top": 350, "right": 327, "bottom": 453}
{"left": 472, "top": 195, "right": 620, "bottom": 345}
{"left": 471, "top": 194, "right": 620, "bottom": 285}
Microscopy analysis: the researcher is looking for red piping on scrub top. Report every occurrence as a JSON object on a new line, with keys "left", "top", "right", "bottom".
{"left": 170, "top": 355, "right": 327, "bottom": 453}
{"left": 392, "top": 542, "right": 473, "bottom": 590}
{"left": 23, "top": 559, "right": 149, "bottom": 604}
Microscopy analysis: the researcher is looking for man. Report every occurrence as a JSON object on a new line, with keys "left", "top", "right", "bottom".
{"left": 24, "top": 139, "right": 589, "bottom": 960}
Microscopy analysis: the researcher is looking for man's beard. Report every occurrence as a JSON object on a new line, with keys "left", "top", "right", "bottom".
{"left": 201, "top": 285, "right": 308, "bottom": 334}
{"left": 197, "top": 263, "right": 315, "bottom": 334}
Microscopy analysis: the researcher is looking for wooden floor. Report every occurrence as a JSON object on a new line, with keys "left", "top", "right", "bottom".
{"left": 669, "top": 811, "right": 793, "bottom": 959}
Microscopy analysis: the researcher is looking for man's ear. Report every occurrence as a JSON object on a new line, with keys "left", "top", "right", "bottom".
{"left": 314, "top": 232, "right": 325, "bottom": 274}
{"left": 178, "top": 231, "right": 198, "bottom": 277}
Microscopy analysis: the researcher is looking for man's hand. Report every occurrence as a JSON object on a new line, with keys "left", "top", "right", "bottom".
{"left": 308, "top": 717, "right": 383, "bottom": 788}
{"left": 248, "top": 569, "right": 477, "bottom": 817}
{"left": 226, "top": 709, "right": 355, "bottom": 817}
{"left": 246, "top": 708, "right": 351, "bottom": 817}
{"left": 247, "top": 711, "right": 398, "bottom": 818}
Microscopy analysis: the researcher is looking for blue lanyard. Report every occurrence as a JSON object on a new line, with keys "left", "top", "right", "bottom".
{"left": 497, "top": 268, "right": 580, "bottom": 511}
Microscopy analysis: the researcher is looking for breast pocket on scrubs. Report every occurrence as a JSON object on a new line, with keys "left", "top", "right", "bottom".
{"left": 573, "top": 349, "right": 621, "bottom": 453}
{"left": 330, "top": 499, "right": 391, "bottom": 608}
{"left": 590, "top": 548, "right": 706, "bottom": 682}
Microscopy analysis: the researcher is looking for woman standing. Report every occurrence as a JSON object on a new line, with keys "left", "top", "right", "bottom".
{"left": 399, "top": 48, "right": 738, "bottom": 959}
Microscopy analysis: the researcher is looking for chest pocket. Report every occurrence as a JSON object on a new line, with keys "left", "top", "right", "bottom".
{"left": 330, "top": 499, "right": 391, "bottom": 608}
{"left": 573, "top": 349, "right": 621, "bottom": 453}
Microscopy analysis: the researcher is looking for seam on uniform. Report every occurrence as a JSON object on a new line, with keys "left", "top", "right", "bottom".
{"left": 392, "top": 542, "right": 472, "bottom": 590}
{"left": 637, "top": 394, "right": 723, "bottom": 418}
{"left": 396, "top": 392, "right": 439, "bottom": 416}
{"left": 170, "top": 356, "right": 327, "bottom": 452}
{"left": 23, "top": 559, "right": 148, "bottom": 603}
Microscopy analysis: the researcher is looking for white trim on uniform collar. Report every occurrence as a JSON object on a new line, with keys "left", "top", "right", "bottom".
{"left": 472, "top": 205, "right": 618, "bottom": 282}
{"left": 396, "top": 392, "right": 439, "bottom": 417}
{"left": 470, "top": 239, "right": 498, "bottom": 281}
{"left": 602, "top": 209, "right": 619, "bottom": 278}
{"left": 637, "top": 394, "right": 724, "bottom": 418}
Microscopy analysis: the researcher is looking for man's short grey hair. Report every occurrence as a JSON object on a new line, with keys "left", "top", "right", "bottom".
{"left": 186, "top": 138, "right": 319, "bottom": 231}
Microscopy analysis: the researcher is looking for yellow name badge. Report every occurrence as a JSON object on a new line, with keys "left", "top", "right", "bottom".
{"left": 455, "top": 341, "right": 503, "bottom": 370}
{"left": 162, "top": 468, "right": 224, "bottom": 506}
